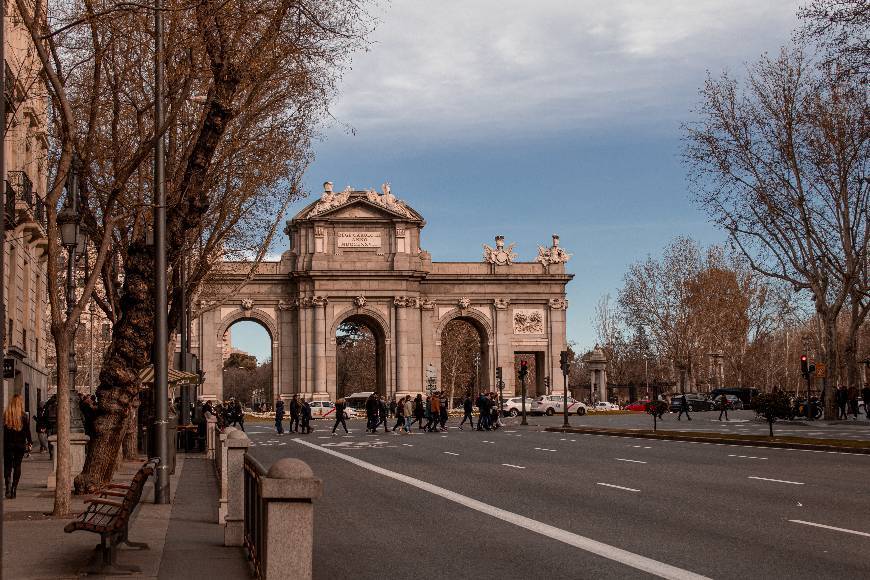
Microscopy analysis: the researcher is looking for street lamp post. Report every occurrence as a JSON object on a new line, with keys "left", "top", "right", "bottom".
{"left": 560, "top": 350, "right": 570, "bottom": 428}
{"left": 57, "top": 170, "right": 85, "bottom": 434}
{"left": 519, "top": 360, "right": 528, "bottom": 426}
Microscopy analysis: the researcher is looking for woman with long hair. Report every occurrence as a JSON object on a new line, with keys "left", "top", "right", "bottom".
{"left": 332, "top": 398, "right": 349, "bottom": 435}
{"left": 4, "top": 394, "right": 32, "bottom": 499}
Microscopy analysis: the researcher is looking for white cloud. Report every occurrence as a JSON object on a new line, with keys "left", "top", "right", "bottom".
{"left": 329, "top": 0, "right": 801, "bottom": 140}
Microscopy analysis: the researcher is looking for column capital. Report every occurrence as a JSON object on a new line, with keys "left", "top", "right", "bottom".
{"left": 548, "top": 298, "right": 568, "bottom": 310}
{"left": 312, "top": 296, "right": 329, "bottom": 307}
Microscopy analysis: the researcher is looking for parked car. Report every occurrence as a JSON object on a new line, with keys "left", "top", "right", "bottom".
{"left": 668, "top": 393, "right": 715, "bottom": 413}
{"left": 624, "top": 401, "right": 650, "bottom": 412}
{"left": 712, "top": 394, "right": 743, "bottom": 410}
{"left": 709, "top": 387, "right": 760, "bottom": 409}
{"left": 592, "top": 401, "right": 620, "bottom": 411}
{"left": 502, "top": 397, "right": 535, "bottom": 416}
{"left": 308, "top": 400, "right": 355, "bottom": 419}
{"left": 531, "top": 395, "right": 588, "bottom": 416}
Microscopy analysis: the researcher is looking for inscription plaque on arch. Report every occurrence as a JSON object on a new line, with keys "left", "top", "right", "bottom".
{"left": 338, "top": 231, "right": 381, "bottom": 248}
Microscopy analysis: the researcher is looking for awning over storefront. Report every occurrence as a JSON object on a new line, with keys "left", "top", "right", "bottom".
{"left": 138, "top": 366, "right": 200, "bottom": 385}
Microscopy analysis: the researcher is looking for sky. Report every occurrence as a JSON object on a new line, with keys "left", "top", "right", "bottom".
{"left": 229, "top": 0, "right": 803, "bottom": 363}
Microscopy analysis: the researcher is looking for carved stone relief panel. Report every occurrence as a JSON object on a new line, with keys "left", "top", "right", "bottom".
{"left": 513, "top": 308, "right": 545, "bottom": 334}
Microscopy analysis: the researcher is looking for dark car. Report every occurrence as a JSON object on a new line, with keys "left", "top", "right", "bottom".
{"left": 668, "top": 393, "right": 715, "bottom": 413}
{"left": 709, "top": 388, "right": 759, "bottom": 409}
{"left": 712, "top": 394, "right": 743, "bottom": 410}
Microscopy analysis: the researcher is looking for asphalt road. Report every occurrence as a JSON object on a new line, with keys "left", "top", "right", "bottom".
{"left": 526, "top": 410, "right": 870, "bottom": 441}
{"left": 246, "top": 418, "right": 870, "bottom": 580}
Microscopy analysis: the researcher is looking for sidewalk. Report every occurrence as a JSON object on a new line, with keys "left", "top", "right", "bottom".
{"left": 2, "top": 451, "right": 250, "bottom": 579}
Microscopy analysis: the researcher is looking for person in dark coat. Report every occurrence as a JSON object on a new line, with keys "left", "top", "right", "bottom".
{"left": 365, "top": 393, "right": 378, "bottom": 433}
{"left": 300, "top": 399, "right": 312, "bottom": 434}
{"left": 439, "top": 393, "right": 449, "bottom": 431}
{"left": 677, "top": 394, "right": 691, "bottom": 421}
{"left": 376, "top": 395, "right": 390, "bottom": 433}
{"left": 836, "top": 386, "right": 849, "bottom": 420}
{"left": 274, "top": 399, "right": 285, "bottom": 435}
{"left": 289, "top": 394, "right": 300, "bottom": 433}
{"left": 476, "top": 393, "right": 490, "bottom": 430}
{"left": 392, "top": 396, "right": 406, "bottom": 432}
{"left": 4, "top": 394, "right": 32, "bottom": 499}
{"left": 332, "top": 398, "right": 349, "bottom": 435}
{"left": 717, "top": 394, "right": 729, "bottom": 421}
{"left": 411, "top": 394, "right": 425, "bottom": 431}
{"left": 34, "top": 403, "right": 50, "bottom": 453}
{"left": 459, "top": 394, "right": 474, "bottom": 430}
{"left": 863, "top": 385, "right": 870, "bottom": 420}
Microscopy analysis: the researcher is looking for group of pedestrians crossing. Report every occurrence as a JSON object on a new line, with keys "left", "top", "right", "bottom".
{"left": 273, "top": 394, "right": 312, "bottom": 434}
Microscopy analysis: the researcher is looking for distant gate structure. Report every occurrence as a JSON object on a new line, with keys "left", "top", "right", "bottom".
{"left": 193, "top": 182, "right": 573, "bottom": 402}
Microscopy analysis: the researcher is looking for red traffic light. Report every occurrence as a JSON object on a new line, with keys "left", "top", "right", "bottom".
{"left": 520, "top": 360, "right": 528, "bottom": 368}
{"left": 800, "top": 355, "right": 807, "bottom": 362}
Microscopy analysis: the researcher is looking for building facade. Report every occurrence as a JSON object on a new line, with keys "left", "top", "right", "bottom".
{"left": 195, "top": 183, "right": 573, "bottom": 403}
{"left": 2, "top": 4, "right": 51, "bottom": 424}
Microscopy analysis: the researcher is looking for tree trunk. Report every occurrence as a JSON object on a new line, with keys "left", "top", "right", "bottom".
{"left": 75, "top": 242, "right": 155, "bottom": 493}
{"left": 122, "top": 397, "right": 140, "bottom": 460}
{"left": 52, "top": 336, "right": 72, "bottom": 516}
{"left": 820, "top": 311, "right": 839, "bottom": 420}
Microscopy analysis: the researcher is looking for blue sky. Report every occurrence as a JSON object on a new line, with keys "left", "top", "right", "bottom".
{"left": 229, "top": 0, "right": 802, "bottom": 363}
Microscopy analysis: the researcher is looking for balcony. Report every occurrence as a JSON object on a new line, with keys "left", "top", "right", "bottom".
{"left": 6, "top": 170, "right": 47, "bottom": 251}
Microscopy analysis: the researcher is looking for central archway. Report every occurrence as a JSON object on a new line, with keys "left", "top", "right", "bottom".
{"left": 333, "top": 312, "right": 388, "bottom": 398}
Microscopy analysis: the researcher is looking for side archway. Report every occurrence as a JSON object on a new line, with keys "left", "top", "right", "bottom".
{"left": 435, "top": 308, "right": 494, "bottom": 401}
{"left": 214, "top": 308, "right": 279, "bottom": 403}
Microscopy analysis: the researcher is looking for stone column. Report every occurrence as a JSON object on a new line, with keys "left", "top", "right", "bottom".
{"left": 312, "top": 296, "right": 328, "bottom": 398}
{"left": 224, "top": 429, "right": 251, "bottom": 546}
{"left": 260, "top": 458, "right": 323, "bottom": 580}
{"left": 394, "top": 297, "right": 407, "bottom": 394}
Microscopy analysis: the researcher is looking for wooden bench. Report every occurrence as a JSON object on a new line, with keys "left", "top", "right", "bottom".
{"left": 64, "top": 458, "right": 159, "bottom": 575}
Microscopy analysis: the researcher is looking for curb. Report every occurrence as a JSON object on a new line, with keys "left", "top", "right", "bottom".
{"left": 543, "top": 427, "right": 870, "bottom": 454}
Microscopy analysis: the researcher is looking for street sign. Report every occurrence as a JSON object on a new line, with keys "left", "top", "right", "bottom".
{"left": 814, "top": 362, "right": 826, "bottom": 378}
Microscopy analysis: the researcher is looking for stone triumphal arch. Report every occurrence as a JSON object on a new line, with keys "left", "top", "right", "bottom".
{"left": 193, "top": 182, "right": 574, "bottom": 402}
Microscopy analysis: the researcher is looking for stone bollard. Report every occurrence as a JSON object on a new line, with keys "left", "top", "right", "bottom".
{"left": 217, "top": 426, "right": 235, "bottom": 524}
{"left": 206, "top": 416, "right": 217, "bottom": 459}
{"left": 224, "top": 429, "right": 251, "bottom": 546}
{"left": 260, "top": 458, "right": 323, "bottom": 580}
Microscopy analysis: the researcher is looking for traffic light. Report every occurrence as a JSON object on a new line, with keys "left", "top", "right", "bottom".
{"left": 800, "top": 354, "right": 808, "bottom": 377}
{"left": 560, "top": 350, "right": 570, "bottom": 374}
{"left": 518, "top": 359, "right": 528, "bottom": 380}
{"left": 496, "top": 366, "right": 502, "bottom": 382}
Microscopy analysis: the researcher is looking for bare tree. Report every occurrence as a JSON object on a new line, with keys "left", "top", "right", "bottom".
{"left": 685, "top": 42, "right": 869, "bottom": 417}
{"left": 800, "top": 0, "right": 870, "bottom": 80}
{"left": 440, "top": 320, "right": 481, "bottom": 406}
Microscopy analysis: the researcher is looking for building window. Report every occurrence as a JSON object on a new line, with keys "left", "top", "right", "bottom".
{"left": 22, "top": 328, "right": 27, "bottom": 353}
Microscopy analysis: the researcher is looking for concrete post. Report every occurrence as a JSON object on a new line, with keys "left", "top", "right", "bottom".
{"left": 394, "top": 297, "right": 406, "bottom": 394}
{"left": 224, "top": 429, "right": 250, "bottom": 546}
{"left": 217, "top": 426, "right": 235, "bottom": 524}
{"left": 312, "top": 297, "right": 328, "bottom": 398}
{"left": 261, "top": 458, "right": 323, "bottom": 580}
{"left": 206, "top": 415, "right": 217, "bottom": 460}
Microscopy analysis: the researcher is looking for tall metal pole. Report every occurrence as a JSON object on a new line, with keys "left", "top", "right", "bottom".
{"left": 66, "top": 164, "right": 84, "bottom": 434}
{"left": 520, "top": 375, "right": 528, "bottom": 426}
{"left": 0, "top": 0, "right": 7, "bottom": 565}
{"left": 562, "top": 367, "right": 569, "bottom": 428}
{"left": 153, "top": 0, "right": 170, "bottom": 504}
{"left": 89, "top": 304, "right": 94, "bottom": 395}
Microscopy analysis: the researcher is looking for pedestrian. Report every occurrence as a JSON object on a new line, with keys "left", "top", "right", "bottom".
{"left": 438, "top": 392, "right": 449, "bottom": 431}
{"left": 332, "top": 398, "right": 349, "bottom": 435}
{"left": 42, "top": 395, "right": 58, "bottom": 460}
{"left": 836, "top": 386, "right": 848, "bottom": 420}
{"left": 233, "top": 400, "right": 245, "bottom": 431}
{"left": 392, "top": 395, "right": 406, "bottom": 433}
{"left": 847, "top": 386, "right": 859, "bottom": 419}
{"left": 365, "top": 393, "right": 378, "bottom": 433}
{"left": 377, "top": 395, "right": 391, "bottom": 433}
{"left": 389, "top": 396, "right": 397, "bottom": 419}
{"left": 489, "top": 393, "right": 501, "bottom": 429}
{"left": 4, "top": 394, "right": 32, "bottom": 499}
{"left": 34, "top": 403, "right": 50, "bottom": 453}
{"left": 412, "top": 394, "right": 425, "bottom": 431}
{"left": 275, "top": 398, "right": 285, "bottom": 435}
{"left": 427, "top": 393, "right": 441, "bottom": 432}
{"left": 476, "top": 392, "right": 490, "bottom": 430}
{"left": 863, "top": 384, "right": 870, "bottom": 420}
{"left": 717, "top": 394, "right": 729, "bottom": 421}
{"left": 289, "top": 394, "right": 301, "bottom": 433}
{"left": 677, "top": 393, "right": 691, "bottom": 421}
{"left": 300, "top": 399, "right": 312, "bottom": 434}
{"left": 403, "top": 396, "right": 414, "bottom": 433}
{"left": 459, "top": 393, "right": 474, "bottom": 430}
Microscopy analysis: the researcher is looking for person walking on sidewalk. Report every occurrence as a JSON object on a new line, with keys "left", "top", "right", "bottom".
{"left": 4, "top": 394, "right": 32, "bottom": 499}
{"left": 677, "top": 394, "right": 691, "bottom": 421}
{"left": 439, "top": 392, "right": 449, "bottom": 431}
{"left": 428, "top": 393, "right": 441, "bottom": 432}
{"left": 289, "top": 394, "right": 301, "bottom": 433}
{"left": 412, "top": 394, "right": 425, "bottom": 431}
{"left": 459, "top": 394, "right": 474, "bottom": 430}
{"left": 300, "top": 399, "right": 312, "bottom": 434}
{"left": 274, "top": 399, "right": 285, "bottom": 435}
{"left": 403, "top": 396, "right": 414, "bottom": 433}
{"left": 863, "top": 384, "right": 870, "bottom": 420}
{"left": 717, "top": 394, "right": 729, "bottom": 421}
{"left": 365, "top": 393, "right": 378, "bottom": 433}
{"left": 848, "top": 386, "right": 859, "bottom": 419}
{"left": 836, "top": 386, "right": 849, "bottom": 420}
{"left": 377, "top": 395, "right": 391, "bottom": 433}
{"left": 332, "top": 398, "right": 349, "bottom": 435}
{"left": 34, "top": 403, "right": 50, "bottom": 453}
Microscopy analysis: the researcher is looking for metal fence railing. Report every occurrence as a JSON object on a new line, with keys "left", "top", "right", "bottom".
{"left": 243, "top": 453, "right": 267, "bottom": 579}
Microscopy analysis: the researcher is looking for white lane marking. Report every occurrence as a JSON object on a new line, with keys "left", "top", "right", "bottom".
{"left": 481, "top": 440, "right": 495, "bottom": 444}
{"left": 534, "top": 447, "right": 557, "bottom": 452}
{"left": 748, "top": 476, "right": 804, "bottom": 485}
{"left": 293, "top": 439, "right": 708, "bottom": 580}
{"left": 570, "top": 439, "right": 576, "bottom": 442}
{"left": 502, "top": 464, "right": 526, "bottom": 469}
{"left": 727, "top": 454, "right": 767, "bottom": 460}
{"left": 615, "top": 458, "right": 647, "bottom": 464}
{"left": 597, "top": 483, "right": 641, "bottom": 493}
{"left": 443, "top": 451, "right": 460, "bottom": 456}
{"left": 789, "top": 520, "right": 870, "bottom": 538}
{"left": 402, "top": 444, "right": 413, "bottom": 447}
